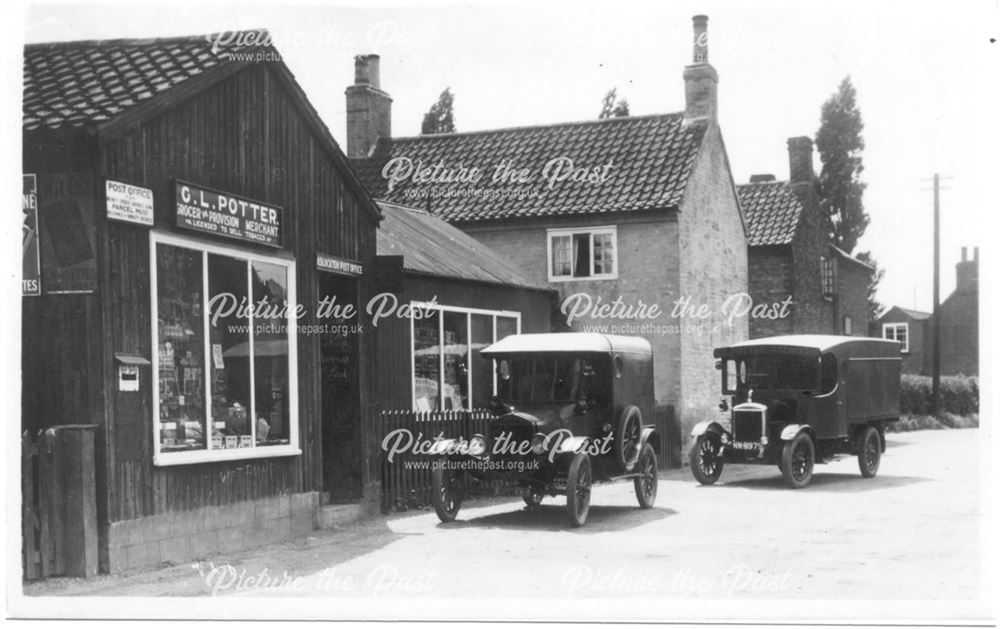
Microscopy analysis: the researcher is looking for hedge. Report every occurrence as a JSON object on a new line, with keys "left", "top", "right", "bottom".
{"left": 900, "top": 374, "right": 979, "bottom": 416}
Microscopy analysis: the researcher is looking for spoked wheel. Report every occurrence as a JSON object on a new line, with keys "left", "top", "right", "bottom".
{"left": 780, "top": 432, "right": 815, "bottom": 489}
{"left": 565, "top": 452, "right": 592, "bottom": 527}
{"left": 689, "top": 433, "right": 723, "bottom": 485}
{"left": 633, "top": 443, "right": 658, "bottom": 508}
{"left": 431, "top": 460, "right": 463, "bottom": 522}
{"left": 858, "top": 425, "right": 882, "bottom": 478}
{"left": 615, "top": 406, "right": 643, "bottom": 472}
{"left": 523, "top": 483, "right": 544, "bottom": 508}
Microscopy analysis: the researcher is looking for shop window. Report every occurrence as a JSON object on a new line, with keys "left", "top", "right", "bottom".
{"left": 411, "top": 306, "right": 520, "bottom": 411}
{"left": 883, "top": 322, "right": 909, "bottom": 353}
{"left": 152, "top": 233, "right": 298, "bottom": 465}
{"left": 548, "top": 227, "right": 617, "bottom": 281}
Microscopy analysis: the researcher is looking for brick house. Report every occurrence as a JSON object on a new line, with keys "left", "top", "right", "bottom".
{"left": 348, "top": 15, "right": 749, "bottom": 447}
{"left": 874, "top": 306, "right": 931, "bottom": 374}
{"left": 737, "top": 137, "right": 873, "bottom": 338}
{"left": 875, "top": 247, "right": 979, "bottom": 376}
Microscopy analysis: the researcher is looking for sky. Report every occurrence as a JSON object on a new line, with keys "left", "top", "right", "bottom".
{"left": 15, "top": 0, "right": 999, "bottom": 313}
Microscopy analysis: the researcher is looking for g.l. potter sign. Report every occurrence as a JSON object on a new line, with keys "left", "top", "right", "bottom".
{"left": 174, "top": 181, "right": 283, "bottom": 247}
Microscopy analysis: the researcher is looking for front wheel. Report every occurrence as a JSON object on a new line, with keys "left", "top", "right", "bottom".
{"left": 689, "top": 433, "right": 723, "bottom": 485}
{"left": 780, "top": 432, "right": 815, "bottom": 489}
{"left": 431, "top": 461, "right": 463, "bottom": 522}
{"left": 858, "top": 425, "right": 882, "bottom": 478}
{"left": 565, "top": 452, "right": 592, "bottom": 527}
{"left": 633, "top": 443, "right": 658, "bottom": 508}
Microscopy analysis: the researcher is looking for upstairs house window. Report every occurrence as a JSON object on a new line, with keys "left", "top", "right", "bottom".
{"left": 883, "top": 322, "right": 909, "bottom": 353}
{"left": 548, "top": 227, "right": 618, "bottom": 281}
{"left": 820, "top": 256, "right": 835, "bottom": 299}
{"left": 151, "top": 232, "right": 299, "bottom": 466}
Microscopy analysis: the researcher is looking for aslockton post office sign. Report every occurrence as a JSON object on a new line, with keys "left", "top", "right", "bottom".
{"left": 174, "top": 180, "right": 283, "bottom": 247}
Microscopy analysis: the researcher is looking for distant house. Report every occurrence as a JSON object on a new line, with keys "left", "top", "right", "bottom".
{"left": 737, "top": 137, "right": 873, "bottom": 338}
{"left": 874, "top": 306, "right": 931, "bottom": 373}
{"left": 348, "top": 16, "right": 749, "bottom": 448}
{"left": 877, "top": 247, "right": 979, "bottom": 376}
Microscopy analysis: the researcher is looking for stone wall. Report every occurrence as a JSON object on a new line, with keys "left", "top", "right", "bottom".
{"left": 106, "top": 492, "right": 318, "bottom": 574}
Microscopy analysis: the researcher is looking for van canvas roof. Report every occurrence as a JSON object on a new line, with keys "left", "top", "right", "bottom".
{"left": 482, "top": 333, "right": 652, "bottom": 356}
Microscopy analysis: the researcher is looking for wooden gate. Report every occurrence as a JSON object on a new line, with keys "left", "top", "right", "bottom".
{"left": 21, "top": 426, "right": 98, "bottom": 579}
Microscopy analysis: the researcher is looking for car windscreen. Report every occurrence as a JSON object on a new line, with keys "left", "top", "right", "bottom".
{"left": 726, "top": 352, "right": 820, "bottom": 393}
{"left": 496, "top": 354, "right": 608, "bottom": 405}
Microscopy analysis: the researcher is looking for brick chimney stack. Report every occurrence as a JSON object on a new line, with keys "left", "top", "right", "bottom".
{"left": 956, "top": 246, "right": 979, "bottom": 293}
{"left": 683, "top": 15, "right": 718, "bottom": 124}
{"left": 787, "top": 136, "right": 814, "bottom": 183}
{"left": 345, "top": 54, "right": 392, "bottom": 158}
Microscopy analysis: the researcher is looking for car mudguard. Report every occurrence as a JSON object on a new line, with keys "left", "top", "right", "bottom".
{"left": 779, "top": 424, "right": 814, "bottom": 441}
{"left": 639, "top": 426, "right": 661, "bottom": 453}
{"left": 691, "top": 420, "right": 727, "bottom": 438}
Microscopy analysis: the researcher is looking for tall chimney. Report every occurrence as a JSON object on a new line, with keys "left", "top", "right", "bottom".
{"left": 956, "top": 246, "right": 979, "bottom": 293}
{"left": 345, "top": 54, "right": 392, "bottom": 158}
{"left": 683, "top": 15, "right": 718, "bottom": 123}
{"left": 787, "top": 136, "right": 814, "bottom": 183}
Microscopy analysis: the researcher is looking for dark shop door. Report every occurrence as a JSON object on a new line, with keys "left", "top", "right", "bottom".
{"left": 319, "top": 274, "right": 362, "bottom": 504}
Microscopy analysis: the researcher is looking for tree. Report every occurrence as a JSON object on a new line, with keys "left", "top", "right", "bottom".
{"left": 599, "top": 88, "right": 630, "bottom": 119}
{"left": 815, "top": 77, "right": 868, "bottom": 253}
{"left": 421, "top": 88, "right": 455, "bottom": 134}
{"left": 855, "top": 250, "right": 885, "bottom": 325}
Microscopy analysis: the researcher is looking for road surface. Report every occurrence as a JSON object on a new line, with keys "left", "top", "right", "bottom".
{"left": 23, "top": 429, "right": 986, "bottom": 619}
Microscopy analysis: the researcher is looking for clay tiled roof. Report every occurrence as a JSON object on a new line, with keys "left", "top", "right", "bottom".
{"left": 23, "top": 34, "right": 254, "bottom": 131}
{"left": 736, "top": 180, "right": 803, "bottom": 246}
{"left": 376, "top": 201, "right": 550, "bottom": 290}
{"left": 353, "top": 114, "right": 708, "bottom": 223}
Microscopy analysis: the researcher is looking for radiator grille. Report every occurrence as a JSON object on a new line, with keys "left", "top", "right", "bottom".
{"left": 733, "top": 410, "right": 764, "bottom": 443}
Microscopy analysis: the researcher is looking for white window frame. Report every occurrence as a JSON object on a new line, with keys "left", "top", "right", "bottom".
{"left": 150, "top": 230, "right": 300, "bottom": 466}
{"left": 882, "top": 322, "right": 910, "bottom": 354}
{"left": 409, "top": 302, "right": 521, "bottom": 411}
{"left": 546, "top": 226, "right": 619, "bottom": 282}
{"left": 820, "top": 255, "right": 835, "bottom": 300}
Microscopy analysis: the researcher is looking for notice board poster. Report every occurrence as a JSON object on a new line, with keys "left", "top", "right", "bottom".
{"left": 37, "top": 172, "right": 98, "bottom": 294}
{"left": 22, "top": 174, "right": 40, "bottom": 296}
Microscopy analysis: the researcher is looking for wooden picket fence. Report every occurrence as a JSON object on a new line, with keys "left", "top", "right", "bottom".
{"left": 650, "top": 404, "right": 680, "bottom": 469}
{"left": 22, "top": 430, "right": 65, "bottom": 579}
{"left": 376, "top": 408, "right": 503, "bottom": 513}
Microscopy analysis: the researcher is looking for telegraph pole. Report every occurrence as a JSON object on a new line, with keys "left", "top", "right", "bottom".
{"left": 931, "top": 173, "right": 941, "bottom": 416}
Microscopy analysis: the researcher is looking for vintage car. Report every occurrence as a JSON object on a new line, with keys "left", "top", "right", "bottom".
{"left": 429, "top": 333, "right": 661, "bottom": 527}
{"left": 690, "top": 335, "right": 902, "bottom": 489}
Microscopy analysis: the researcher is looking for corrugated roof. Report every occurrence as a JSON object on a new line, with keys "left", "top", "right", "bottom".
{"left": 23, "top": 33, "right": 252, "bottom": 131}
{"left": 376, "top": 201, "right": 550, "bottom": 290}
{"left": 353, "top": 113, "right": 707, "bottom": 223}
{"left": 736, "top": 180, "right": 803, "bottom": 246}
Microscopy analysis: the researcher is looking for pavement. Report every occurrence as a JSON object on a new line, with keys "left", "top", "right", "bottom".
{"left": 19, "top": 428, "right": 988, "bottom": 619}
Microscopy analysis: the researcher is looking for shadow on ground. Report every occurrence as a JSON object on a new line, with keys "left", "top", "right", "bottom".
{"left": 440, "top": 501, "right": 677, "bottom": 533}
{"left": 711, "top": 471, "right": 931, "bottom": 493}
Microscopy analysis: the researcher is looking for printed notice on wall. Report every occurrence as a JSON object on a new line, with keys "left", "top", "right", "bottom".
{"left": 174, "top": 180, "right": 283, "bottom": 247}
{"left": 22, "top": 174, "right": 40, "bottom": 296}
{"left": 106, "top": 179, "right": 154, "bottom": 226}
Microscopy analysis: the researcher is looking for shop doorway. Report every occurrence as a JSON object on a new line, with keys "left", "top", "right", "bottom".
{"left": 319, "top": 274, "right": 362, "bottom": 504}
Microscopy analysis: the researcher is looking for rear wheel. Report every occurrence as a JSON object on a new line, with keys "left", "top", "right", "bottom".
{"left": 431, "top": 461, "right": 462, "bottom": 522}
{"left": 633, "top": 443, "right": 658, "bottom": 508}
{"left": 780, "top": 432, "right": 814, "bottom": 489}
{"left": 858, "top": 425, "right": 882, "bottom": 478}
{"left": 565, "top": 452, "right": 592, "bottom": 527}
{"left": 689, "top": 433, "right": 723, "bottom": 485}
